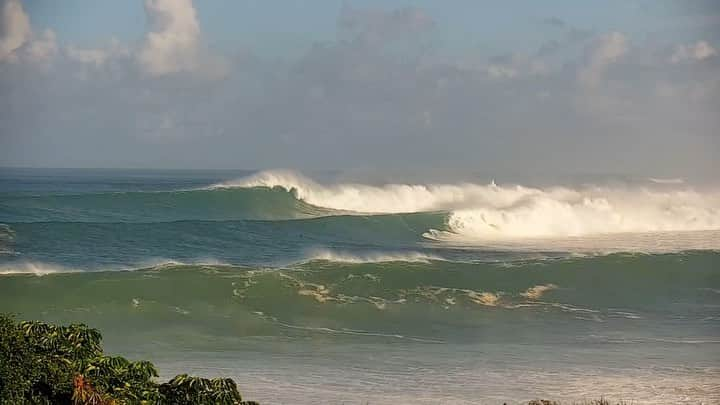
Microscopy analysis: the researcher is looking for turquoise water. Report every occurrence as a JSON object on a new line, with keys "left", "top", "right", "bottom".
{"left": 1, "top": 168, "right": 718, "bottom": 404}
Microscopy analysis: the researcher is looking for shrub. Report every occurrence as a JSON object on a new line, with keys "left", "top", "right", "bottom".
{"left": 158, "top": 374, "right": 254, "bottom": 405}
{"left": 0, "top": 314, "right": 256, "bottom": 404}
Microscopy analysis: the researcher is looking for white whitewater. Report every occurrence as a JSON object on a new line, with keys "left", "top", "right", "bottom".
{"left": 213, "top": 170, "right": 720, "bottom": 243}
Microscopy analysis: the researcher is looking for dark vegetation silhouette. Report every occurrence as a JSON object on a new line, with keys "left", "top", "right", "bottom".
{"left": 0, "top": 314, "right": 258, "bottom": 404}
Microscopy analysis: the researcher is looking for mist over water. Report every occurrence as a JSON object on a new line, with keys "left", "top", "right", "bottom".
{"left": 1, "top": 168, "right": 719, "bottom": 404}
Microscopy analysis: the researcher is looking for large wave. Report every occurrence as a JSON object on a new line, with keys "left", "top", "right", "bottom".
{"left": 0, "top": 186, "right": 332, "bottom": 222}
{"left": 4, "top": 169, "right": 719, "bottom": 246}
{"left": 1, "top": 251, "right": 717, "bottom": 327}
{"left": 214, "top": 170, "right": 720, "bottom": 240}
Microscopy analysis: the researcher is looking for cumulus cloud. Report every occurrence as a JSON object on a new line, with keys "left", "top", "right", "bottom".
{"left": 136, "top": 0, "right": 226, "bottom": 77}
{"left": 483, "top": 53, "right": 548, "bottom": 80}
{"left": 0, "top": 0, "right": 30, "bottom": 62}
{"left": 138, "top": 0, "right": 201, "bottom": 75}
{"left": 578, "top": 32, "right": 628, "bottom": 87}
{"left": 670, "top": 40, "right": 717, "bottom": 63}
{"left": 37, "top": 0, "right": 223, "bottom": 76}
{"left": 65, "top": 38, "right": 130, "bottom": 68}
{"left": 2, "top": 0, "right": 104, "bottom": 68}
{"left": 66, "top": 46, "right": 109, "bottom": 67}
{"left": 0, "top": 0, "right": 54, "bottom": 64}
{"left": 22, "top": 28, "right": 57, "bottom": 64}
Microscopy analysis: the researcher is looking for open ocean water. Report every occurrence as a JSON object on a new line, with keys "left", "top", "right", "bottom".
{"left": 0, "top": 168, "right": 718, "bottom": 404}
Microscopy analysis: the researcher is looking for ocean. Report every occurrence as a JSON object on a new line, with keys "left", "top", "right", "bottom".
{"left": 0, "top": 167, "right": 718, "bottom": 404}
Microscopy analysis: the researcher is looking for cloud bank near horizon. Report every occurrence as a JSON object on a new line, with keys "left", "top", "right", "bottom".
{"left": 0, "top": 0, "right": 718, "bottom": 178}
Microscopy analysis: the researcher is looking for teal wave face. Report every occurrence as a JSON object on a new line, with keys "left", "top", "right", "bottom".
{"left": 0, "top": 186, "right": 333, "bottom": 222}
{"left": 1, "top": 212, "right": 450, "bottom": 268}
{"left": 1, "top": 252, "right": 717, "bottom": 346}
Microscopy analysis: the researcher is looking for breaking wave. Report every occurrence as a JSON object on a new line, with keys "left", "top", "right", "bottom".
{"left": 0, "top": 186, "right": 333, "bottom": 222}
{"left": 214, "top": 170, "right": 720, "bottom": 241}
{"left": 304, "top": 249, "right": 443, "bottom": 264}
{"left": 3, "top": 169, "right": 719, "bottom": 248}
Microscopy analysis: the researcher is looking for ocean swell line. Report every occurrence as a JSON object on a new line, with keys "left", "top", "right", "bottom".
{"left": 212, "top": 170, "right": 720, "bottom": 241}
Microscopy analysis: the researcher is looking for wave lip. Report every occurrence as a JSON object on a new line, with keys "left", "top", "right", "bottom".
{"left": 0, "top": 257, "right": 234, "bottom": 276}
{"left": 303, "top": 249, "right": 443, "bottom": 264}
{"left": 211, "top": 169, "right": 505, "bottom": 214}
{"left": 0, "top": 261, "right": 76, "bottom": 276}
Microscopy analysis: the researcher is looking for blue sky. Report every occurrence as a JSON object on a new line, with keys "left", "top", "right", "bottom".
{"left": 1, "top": 0, "right": 719, "bottom": 177}
{"left": 20, "top": 1, "right": 710, "bottom": 54}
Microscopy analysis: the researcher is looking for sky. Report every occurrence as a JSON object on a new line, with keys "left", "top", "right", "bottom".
{"left": 0, "top": 0, "right": 719, "bottom": 178}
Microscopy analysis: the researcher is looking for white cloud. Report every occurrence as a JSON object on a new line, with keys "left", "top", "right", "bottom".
{"left": 579, "top": 32, "right": 628, "bottom": 87}
{"left": 66, "top": 46, "right": 109, "bottom": 67}
{"left": 485, "top": 54, "right": 548, "bottom": 80}
{"left": 22, "top": 28, "right": 57, "bottom": 64}
{"left": 138, "top": 0, "right": 201, "bottom": 75}
{"left": 65, "top": 38, "right": 130, "bottom": 67}
{"left": 0, "top": 0, "right": 56, "bottom": 66}
{"left": 0, "top": 0, "right": 31, "bottom": 62}
{"left": 486, "top": 64, "right": 518, "bottom": 79}
{"left": 0, "top": 0, "right": 223, "bottom": 77}
{"left": 671, "top": 40, "right": 717, "bottom": 63}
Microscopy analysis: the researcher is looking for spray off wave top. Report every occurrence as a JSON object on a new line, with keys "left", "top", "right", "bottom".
{"left": 213, "top": 170, "right": 720, "bottom": 241}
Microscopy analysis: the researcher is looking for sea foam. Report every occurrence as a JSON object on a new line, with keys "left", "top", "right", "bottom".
{"left": 305, "top": 249, "right": 442, "bottom": 264}
{"left": 0, "top": 261, "right": 75, "bottom": 276}
{"left": 214, "top": 170, "right": 720, "bottom": 241}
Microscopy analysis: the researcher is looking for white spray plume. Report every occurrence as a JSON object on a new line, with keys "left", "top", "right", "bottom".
{"left": 214, "top": 170, "right": 720, "bottom": 241}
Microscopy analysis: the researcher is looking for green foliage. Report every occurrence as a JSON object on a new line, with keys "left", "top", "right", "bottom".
{"left": 158, "top": 374, "right": 247, "bottom": 405}
{"left": 17, "top": 319, "right": 105, "bottom": 403}
{"left": 84, "top": 356, "right": 160, "bottom": 403}
{"left": 0, "top": 313, "right": 39, "bottom": 403}
{"left": 0, "top": 314, "right": 257, "bottom": 404}
{"left": 72, "top": 375, "right": 114, "bottom": 405}
{"left": 20, "top": 320, "right": 103, "bottom": 362}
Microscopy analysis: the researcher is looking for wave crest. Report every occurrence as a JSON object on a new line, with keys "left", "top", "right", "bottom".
{"left": 0, "top": 261, "right": 74, "bottom": 276}
{"left": 304, "top": 249, "right": 442, "bottom": 264}
{"left": 214, "top": 170, "right": 720, "bottom": 240}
